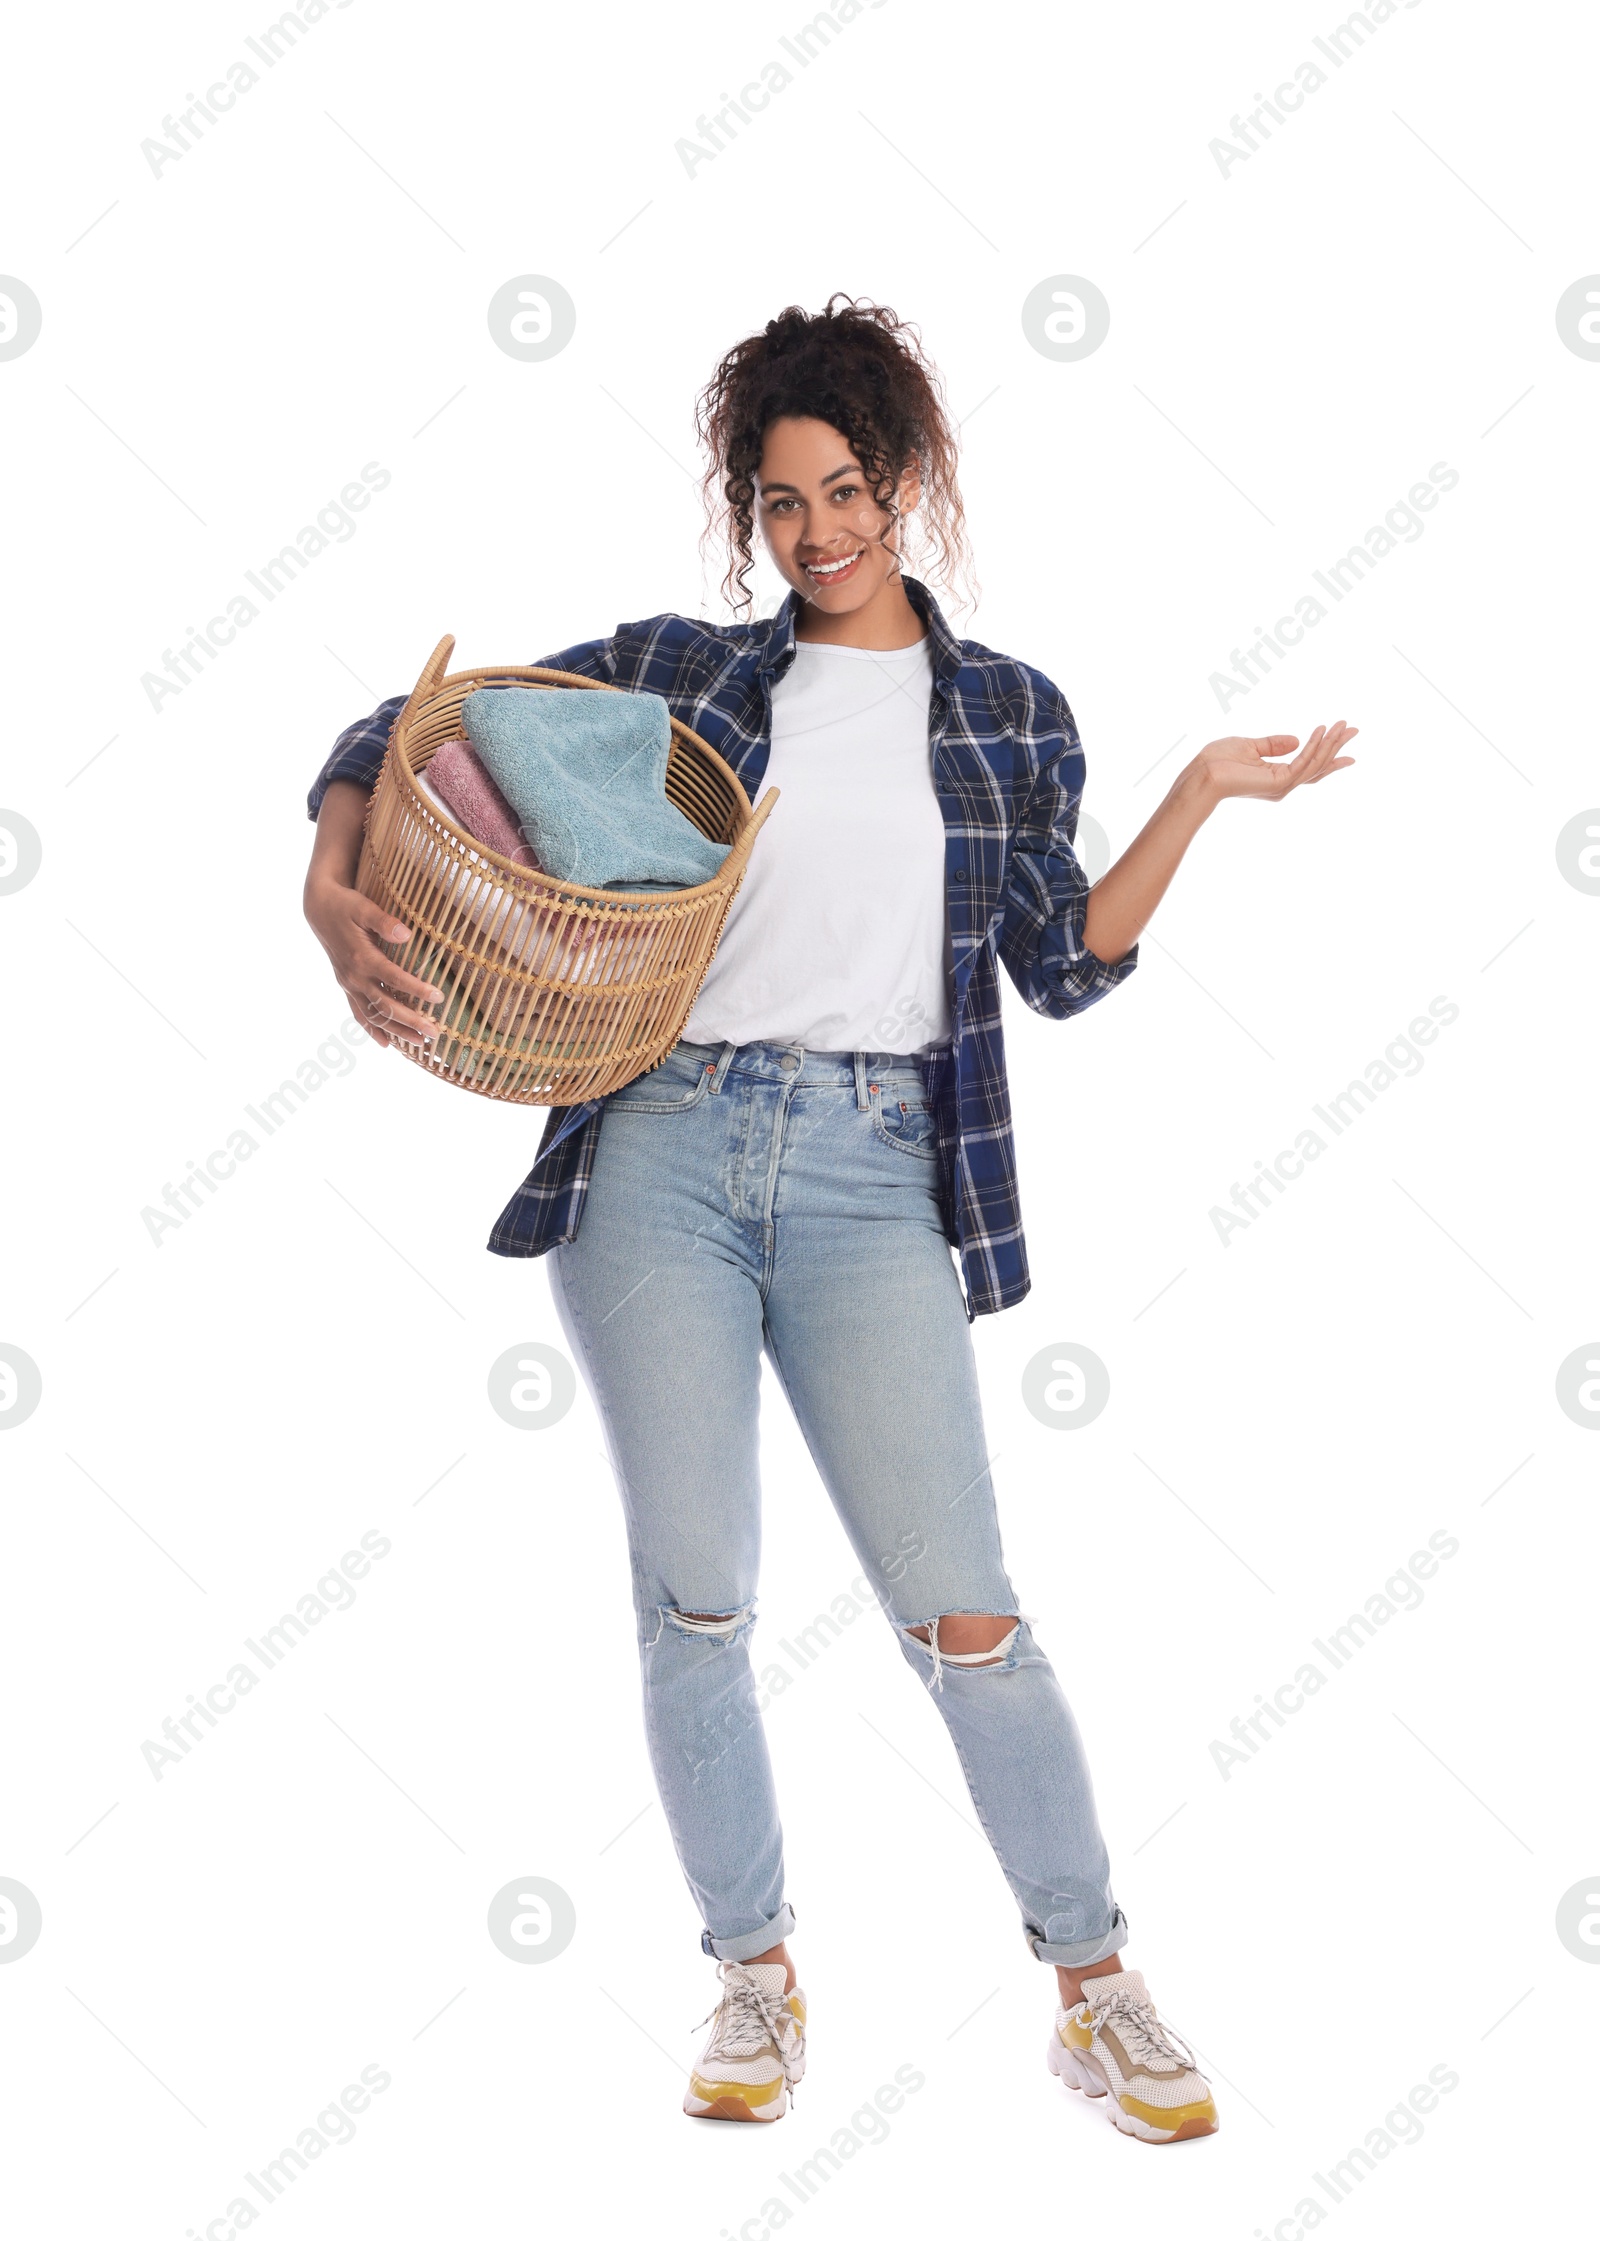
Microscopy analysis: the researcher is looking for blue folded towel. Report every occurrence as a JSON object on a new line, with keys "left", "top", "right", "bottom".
{"left": 461, "top": 685, "right": 730, "bottom": 891}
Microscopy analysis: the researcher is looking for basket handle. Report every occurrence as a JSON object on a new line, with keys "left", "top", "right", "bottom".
{"left": 395, "top": 633, "right": 457, "bottom": 732}
{"left": 722, "top": 785, "right": 779, "bottom": 881}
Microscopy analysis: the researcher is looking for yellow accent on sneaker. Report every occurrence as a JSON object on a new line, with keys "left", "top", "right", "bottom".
{"left": 1118, "top": 2090, "right": 1219, "bottom": 2133}
{"left": 1063, "top": 2011, "right": 1095, "bottom": 2050}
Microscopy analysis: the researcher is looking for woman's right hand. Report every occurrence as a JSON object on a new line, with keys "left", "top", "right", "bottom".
{"left": 304, "top": 874, "right": 444, "bottom": 1049}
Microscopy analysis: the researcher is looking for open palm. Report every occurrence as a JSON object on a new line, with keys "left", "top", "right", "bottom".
{"left": 1199, "top": 722, "right": 1357, "bottom": 801}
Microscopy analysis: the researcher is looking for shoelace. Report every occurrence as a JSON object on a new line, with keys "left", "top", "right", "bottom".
{"left": 1090, "top": 1990, "right": 1204, "bottom": 2078}
{"left": 695, "top": 1964, "right": 802, "bottom": 2088}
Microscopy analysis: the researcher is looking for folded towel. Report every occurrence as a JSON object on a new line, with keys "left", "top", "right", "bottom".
{"left": 424, "top": 736, "right": 539, "bottom": 868}
{"left": 461, "top": 685, "right": 729, "bottom": 891}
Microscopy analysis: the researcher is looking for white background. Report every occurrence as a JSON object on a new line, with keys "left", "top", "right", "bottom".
{"left": 2, "top": 1, "right": 1595, "bottom": 2234}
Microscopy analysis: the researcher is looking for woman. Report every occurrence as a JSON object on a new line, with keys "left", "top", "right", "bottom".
{"left": 304, "top": 297, "right": 1354, "bottom": 2145}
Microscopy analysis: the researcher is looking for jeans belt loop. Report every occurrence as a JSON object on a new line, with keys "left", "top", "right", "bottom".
{"left": 853, "top": 1051, "right": 870, "bottom": 1111}
{"left": 709, "top": 1040, "right": 738, "bottom": 1094}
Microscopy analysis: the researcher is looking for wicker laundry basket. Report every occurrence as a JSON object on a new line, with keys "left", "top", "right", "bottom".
{"left": 355, "top": 635, "right": 778, "bottom": 1104}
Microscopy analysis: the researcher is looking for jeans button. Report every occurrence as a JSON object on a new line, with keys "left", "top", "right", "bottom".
{"left": 779, "top": 1054, "right": 799, "bottom": 1072}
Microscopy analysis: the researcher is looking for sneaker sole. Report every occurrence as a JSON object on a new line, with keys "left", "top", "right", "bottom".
{"left": 1046, "top": 2036, "right": 1218, "bottom": 2144}
{"left": 684, "top": 2052, "right": 803, "bottom": 2124}
{"left": 684, "top": 2090, "right": 789, "bottom": 2123}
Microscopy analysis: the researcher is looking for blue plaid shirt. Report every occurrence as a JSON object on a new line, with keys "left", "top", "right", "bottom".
{"left": 307, "top": 576, "right": 1137, "bottom": 1315}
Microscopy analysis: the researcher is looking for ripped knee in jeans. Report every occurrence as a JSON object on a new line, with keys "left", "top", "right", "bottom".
{"left": 904, "top": 1611, "right": 1020, "bottom": 1689}
{"left": 651, "top": 1602, "right": 756, "bottom": 1646}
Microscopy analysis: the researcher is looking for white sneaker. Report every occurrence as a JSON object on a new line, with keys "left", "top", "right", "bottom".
{"left": 684, "top": 1960, "right": 807, "bottom": 2122}
{"left": 1047, "top": 1968, "right": 1218, "bottom": 2143}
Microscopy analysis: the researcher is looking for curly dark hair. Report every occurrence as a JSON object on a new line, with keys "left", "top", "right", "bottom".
{"left": 694, "top": 294, "right": 974, "bottom": 615}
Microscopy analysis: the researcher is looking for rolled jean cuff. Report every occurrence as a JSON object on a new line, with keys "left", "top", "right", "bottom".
{"left": 702, "top": 1903, "right": 796, "bottom": 1963}
{"left": 1026, "top": 1906, "right": 1129, "bottom": 1968}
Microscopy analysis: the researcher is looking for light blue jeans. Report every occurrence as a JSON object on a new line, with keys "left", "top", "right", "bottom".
{"left": 548, "top": 1038, "right": 1127, "bottom": 1968}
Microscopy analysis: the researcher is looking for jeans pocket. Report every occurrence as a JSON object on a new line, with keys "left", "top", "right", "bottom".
{"left": 605, "top": 1045, "right": 716, "bottom": 1114}
{"left": 869, "top": 1085, "right": 940, "bottom": 1158}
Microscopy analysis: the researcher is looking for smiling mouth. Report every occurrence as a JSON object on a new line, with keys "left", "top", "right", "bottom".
{"left": 803, "top": 547, "right": 864, "bottom": 585}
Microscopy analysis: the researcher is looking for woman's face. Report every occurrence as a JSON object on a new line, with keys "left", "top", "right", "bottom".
{"left": 755, "top": 415, "right": 921, "bottom": 613}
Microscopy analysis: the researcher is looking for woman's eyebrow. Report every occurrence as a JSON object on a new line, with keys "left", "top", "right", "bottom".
{"left": 757, "top": 464, "right": 859, "bottom": 496}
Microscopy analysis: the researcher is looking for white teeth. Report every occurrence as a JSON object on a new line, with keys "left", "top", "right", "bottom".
{"left": 808, "top": 551, "right": 859, "bottom": 577}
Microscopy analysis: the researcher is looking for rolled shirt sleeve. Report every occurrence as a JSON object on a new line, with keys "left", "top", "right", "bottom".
{"left": 997, "top": 701, "right": 1138, "bottom": 1019}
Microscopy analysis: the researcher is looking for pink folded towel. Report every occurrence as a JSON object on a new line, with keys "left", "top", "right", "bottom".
{"left": 425, "top": 736, "right": 540, "bottom": 868}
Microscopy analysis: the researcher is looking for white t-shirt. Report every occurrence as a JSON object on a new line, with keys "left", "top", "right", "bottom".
{"left": 684, "top": 635, "right": 952, "bottom": 1054}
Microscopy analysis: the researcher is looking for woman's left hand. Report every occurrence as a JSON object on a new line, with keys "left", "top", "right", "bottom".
{"left": 1196, "top": 722, "right": 1357, "bottom": 802}
{"left": 1082, "top": 719, "right": 1360, "bottom": 964}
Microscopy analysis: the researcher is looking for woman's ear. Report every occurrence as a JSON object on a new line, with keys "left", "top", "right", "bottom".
{"left": 897, "top": 456, "right": 923, "bottom": 518}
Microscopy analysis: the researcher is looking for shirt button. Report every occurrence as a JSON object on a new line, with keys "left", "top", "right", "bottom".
{"left": 954, "top": 867, "right": 969, "bottom": 883}
{"left": 780, "top": 1054, "right": 799, "bottom": 1072}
